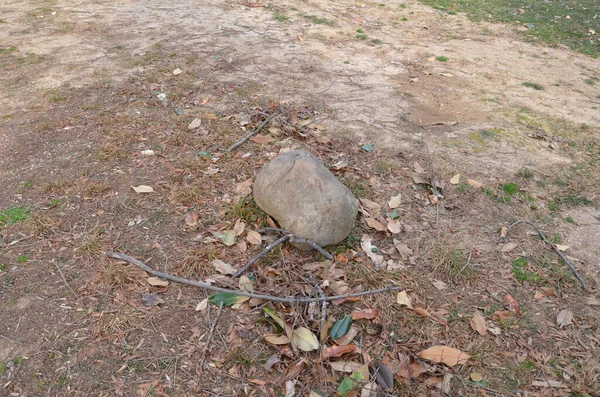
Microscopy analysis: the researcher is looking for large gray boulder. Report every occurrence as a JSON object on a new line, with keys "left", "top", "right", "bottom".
{"left": 253, "top": 149, "right": 358, "bottom": 250}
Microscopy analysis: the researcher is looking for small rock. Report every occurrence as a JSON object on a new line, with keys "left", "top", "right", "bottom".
{"left": 253, "top": 150, "right": 358, "bottom": 250}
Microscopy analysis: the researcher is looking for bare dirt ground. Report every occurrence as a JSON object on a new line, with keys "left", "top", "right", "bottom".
{"left": 1, "top": 0, "right": 599, "bottom": 396}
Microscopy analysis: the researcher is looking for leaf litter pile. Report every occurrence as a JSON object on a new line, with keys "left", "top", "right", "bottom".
{"left": 1, "top": 44, "right": 600, "bottom": 397}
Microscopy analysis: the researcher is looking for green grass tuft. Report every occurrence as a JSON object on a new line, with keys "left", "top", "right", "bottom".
{"left": 0, "top": 207, "right": 31, "bottom": 227}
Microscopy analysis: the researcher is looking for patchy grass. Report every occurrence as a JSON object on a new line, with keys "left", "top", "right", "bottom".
{"left": 0, "top": 206, "right": 31, "bottom": 227}
{"left": 522, "top": 81, "right": 544, "bottom": 90}
{"left": 298, "top": 13, "right": 335, "bottom": 26}
{"left": 420, "top": 0, "right": 600, "bottom": 57}
{"left": 435, "top": 55, "right": 448, "bottom": 62}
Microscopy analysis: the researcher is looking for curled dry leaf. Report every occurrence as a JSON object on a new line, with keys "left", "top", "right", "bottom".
{"left": 238, "top": 275, "right": 254, "bottom": 293}
{"left": 387, "top": 219, "right": 402, "bottom": 234}
{"left": 432, "top": 280, "right": 447, "bottom": 291}
{"left": 388, "top": 194, "right": 402, "bottom": 208}
{"left": 212, "top": 259, "right": 236, "bottom": 275}
{"left": 411, "top": 307, "right": 431, "bottom": 317}
{"left": 418, "top": 346, "right": 471, "bottom": 367}
{"left": 184, "top": 211, "right": 199, "bottom": 227}
{"left": 556, "top": 309, "right": 573, "bottom": 328}
{"left": 246, "top": 230, "right": 262, "bottom": 245}
{"left": 466, "top": 179, "right": 483, "bottom": 188}
{"left": 396, "top": 291, "right": 412, "bottom": 308}
{"left": 265, "top": 335, "right": 290, "bottom": 345}
{"left": 360, "top": 234, "right": 384, "bottom": 267}
{"left": 132, "top": 185, "right": 154, "bottom": 193}
{"left": 500, "top": 225, "right": 508, "bottom": 237}
{"left": 321, "top": 345, "right": 357, "bottom": 360}
{"left": 351, "top": 308, "right": 380, "bottom": 320}
{"left": 233, "top": 219, "right": 246, "bottom": 236}
{"left": 147, "top": 277, "right": 168, "bottom": 287}
{"left": 292, "top": 327, "right": 319, "bottom": 352}
{"left": 413, "top": 162, "right": 425, "bottom": 174}
{"left": 188, "top": 118, "right": 202, "bottom": 129}
{"left": 469, "top": 313, "right": 487, "bottom": 336}
{"left": 250, "top": 134, "right": 275, "bottom": 144}
{"left": 333, "top": 326, "right": 358, "bottom": 346}
{"left": 531, "top": 380, "right": 568, "bottom": 388}
{"left": 235, "top": 178, "right": 253, "bottom": 197}
{"left": 491, "top": 310, "right": 511, "bottom": 321}
{"left": 366, "top": 218, "right": 387, "bottom": 232}
{"left": 330, "top": 361, "right": 363, "bottom": 374}
{"left": 500, "top": 243, "right": 518, "bottom": 253}
{"left": 470, "top": 373, "right": 483, "bottom": 382}
{"left": 196, "top": 298, "right": 208, "bottom": 311}
{"left": 141, "top": 293, "right": 164, "bottom": 307}
{"left": 503, "top": 294, "right": 521, "bottom": 314}
{"left": 449, "top": 174, "right": 460, "bottom": 185}
{"left": 393, "top": 239, "right": 412, "bottom": 260}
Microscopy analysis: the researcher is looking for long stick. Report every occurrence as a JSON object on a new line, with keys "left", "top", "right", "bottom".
{"left": 233, "top": 235, "right": 291, "bottom": 278}
{"left": 226, "top": 110, "right": 280, "bottom": 152}
{"left": 508, "top": 220, "right": 586, "bottom": 288}
{"left": 105, "top": 252, "right": 402, "bottom": 303}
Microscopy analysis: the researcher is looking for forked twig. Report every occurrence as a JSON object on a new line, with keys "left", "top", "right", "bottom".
{"left": 507, "top": 219, "right": 586, "bottom": 288}
{"left": 258, "top": 228, "right": 334, "bottom": 260}
{"left": 105, "top": 251, "right": 402, "bottom": 303}
{"left": 453, "top": 249, "right": 473, "bottom": 283}
{"left": 233, "top": 235, "right": 291, "bottom": 278}
{"left": 226, "top": 109, "right": 280, "bottom": 152}
{"left": 200, "top": 301, "right": 223, "bottom": 370}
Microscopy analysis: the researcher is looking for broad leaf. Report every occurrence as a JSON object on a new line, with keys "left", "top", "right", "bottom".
{"left": 209, "top": 292, "right": 238, "bottom": 307}
{"left": 292, "top": 327, "right": 319, "bottom": 352}
{"left": 330, "top": 315, "right": 353, "bottom": 339}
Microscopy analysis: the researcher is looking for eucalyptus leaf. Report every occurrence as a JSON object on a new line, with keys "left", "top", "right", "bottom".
{"left": 208, "top": 292, "right": 238, "bottom": 306}
{"left": 389, "top": 209, "right": 400, "bottom": 220}
{"left": 361, "top": 143, "right": 374, "bottom": 152}
{"left": 263, "top": 307, "right": 286, "bottom": 333}
{"left": 330, "top": 315, "right": 353, "bottom": 339}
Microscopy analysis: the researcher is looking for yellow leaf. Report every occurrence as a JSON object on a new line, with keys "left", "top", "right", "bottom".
{"left": 212, "top": 259, "right": 236, "bottom": 275}
{"left": 235, "top": 178, "right": 253, "bottom": 197}
{"left": 450, "top": 174, "right": 460, "bottom": 185}
{"left": 418, "top": 345, "right": 471, "bottom": 367}
{"left": 467, "top": 179, "right": 483, "bottom": 188}
{"left": 388, "top": 194, "right": 402, "bottom": 208}
{"left": 396, "top": 291, "right": 412, "bottom": 308}
{"left": 147, "top": 277, "right": 168, "bottom": 287}
{"left": 292, "top": 327, "right": 319, "bottom": 351}
{"left": 387, "top": 219, "right": 402, "bottom": 234}
{"left": 195, "top": 298, "right": 208, "bottom": 311}
{"left": 132, "top": 185, "right": 154, "bottom": 193}
{"left": 366, "top": 218, "right": 387, "bottom": 232}
{"left": 470, "top": 373, "right": 483, "bottom": 382}
{"left": 555, "top": 244, "right": 569, "bottom": 251}
{"left": 250, "top": 134, "right": 275, "bottom": 144}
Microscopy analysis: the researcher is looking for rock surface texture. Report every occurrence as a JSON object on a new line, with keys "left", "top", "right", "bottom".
{"left": 253, "top": 149, "right": 358, "bottom": 249}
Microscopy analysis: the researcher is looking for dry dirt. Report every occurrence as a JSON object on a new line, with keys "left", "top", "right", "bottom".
{"left": 1, "top": 0, "right": 599, "bottom": 396}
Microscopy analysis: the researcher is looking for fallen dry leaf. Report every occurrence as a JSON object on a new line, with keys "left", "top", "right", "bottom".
{"left": 556, "top": 309, "right": 573, "bottom": 328}
{"left": 265, "top": 335, "right": 290, "bottom": 345}
{"left": 330, "top": 360, "right": 363, "bottom": 373}
{"left": 359, "top": 198, "right": 381, "bottom": 210}
{"left": 541, "top": 287, "right": 556, "bottom": 296}
{"left": 470, "top": 373, "right": 483, "bottom": 382}
{"left": 132, "top": 185, "right": 154, "bottom": 193}
{"left": 396, "top": 291, "right": 412, "bottom": 308}
{"left": 238, "top": 275, "right": 254, "bottom": 292}
{"left": 491, "top": 310, "right": 511, "bottom": 321}
{"left": 195, "top": 298, "right": 208, "bottom": 311}
{"left": 188, "top": 118, "right": 202, "bottom": 130}
{"left": 333, "top": 326, "right": 358, "bottom": 346}
{"left": 554, "top": 244, "right": 569, "bottom": 251}
{"left": 414, "top": 162, "right": 425, "bottom": 174}
{"left": 500, "top": 225, "right": 508, "bottom": 237}
{"left": 393, "top": 239, "right": 412, "bottom": 260}
{"left": 418, "top": 346, "right": 471, "bottom": 367}
{"left": 321, "top": 344, "right": 357, "bottom": 360}
{"left": 388, "top": 193, "right": 402, "bottom": 208}
{"left": 233, "top": 219, "right": 246, "bottom": 236}
{"left": 147, "top": 277, "right": 168, "bottom": 287}
{"left": 292, "top": 327, "right": 319, "bottom": 352}
{"left": 412, "top": 175, "right": 429, "bottom": 185}
{"left": 366, "top": 218, "right": 387, "bottom": 232}
{"left": 250, "top": 134, "right": 275, "bottom": 144}
{"left": 586, "top": 296, "right": 600, "bottom": 306}
{"left": 352, "top": 308, "right": 380, "bottom": 320}
{"left": 184, "top": 211, "right": 199, "bottom": 227}
{"left": 212, "top": 259, "right": 236, "bottom": 275}
{"left": 387, "top": 219, "right": 402, "bottom": 234}
{"left": 469, "top": 313, "right": 487, "bottom": 336}
{"left": 500, "top": 243, "right": 518, "bottom": 253}
{"left": 432, "top": 280, "right": 447, "bottom": 291}
{"left": 246, "top": 230, "right": 262, "bottom": 245}
{"left": 531, "top": 380, "right": 568, "bottom": 388}
{"left": 235, "top": 178, "right": 253, "bottom": 197}
{"left": 411, "top": 307, "right": 431, "bottom": 317}
{"left": 449, "top": 174, "right": 460, "bottom": 185}
{"left": 141, "top": 293, "right": 164, "bottom": 307}
{"left": 504, "top": 295, "right": 521, "bottom": 314}
{"left": 534, "top": 290, "right": 544, "bottom": 300}
{"left": 467, "top": 179, "right": 483, "bottom": 188}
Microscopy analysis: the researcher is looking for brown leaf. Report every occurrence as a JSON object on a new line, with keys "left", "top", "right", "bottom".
{"left": 432, "top": 280, "right": 447, "bottom": 291}
{"left": 534, "top": 290, "right": 544, "bottom": 300}
{"left": 556, "top": 309, "right": 573, "bottom": 328}
{"left": 233, "top": 219, "right": 246, "bottom": 236}
{"left": 250, "top": 134, "right": 275, "bottom": 144}
{"left": 396, "top": 291, "right": 412, "bottom": 308}
{"left": 184, "top": 211, "right": 199, "bottom": 227}
{"left": 366, "top": 218, "right": 387, "bottom": 232}
{"left": 500, "top": 243, "right": 518, "bottom": 253}
{"left": 541, "top": 287, "right": 555, "bottom": 297}
{"left": 449, "top": 174, "right": 460, "bottom": 185}
{"left": 466, "top": 179, "right": 483, "bottom": 188}
{"left": 235, "top": 178, "right": 253, "bottom": 197}
{"left": 418, "top": 346, "right": 471, "bottom": 367}
{"left": 393, "top": 239, "right": 412, "bottom": 259}
{"left": 352, "top": 308, "right": 380, "bottom": 320}
{"left": 413, "top": 162, "right": 425, "bottom": 174}
{"left": 246, "top": 230, "right": 262, "bottom": 245}
{"left": 500, "top": 225, "right": 508, "bottom": 237}
{"left": 333, "top": 326, "right": 358, "bottom": 346}
{"left": 387, "top": 219, "right": 402, "bottom": 234}
{"left": 411, "top": 307, "right": 431, "bottom": 317}
{"left": 147, "top": 277, "right": 168, "bottom": 287}
{"left": 265, "top": 335, "right": 290, "bottom": 345}
{"left": 330, "top": 360, "right": 363, "bottom": 373}
{"left": 469, "top": 313, "right": 487, "bottom": 336}
{"left": 141, "top": 293, "right": 164, "bottom": 307}
{"left": 321, "top": 344, "right": 357, "bottom": 360}
{"left": 503, "top": 294, "right": 521, "bottom": 314}
{"left": 491, "top": 310, "right": 511, "bottom": 321}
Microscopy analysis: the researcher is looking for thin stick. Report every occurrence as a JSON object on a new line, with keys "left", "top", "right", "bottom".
{"left": 289, "top": 237, "right": 334, "bottom": 260}
{"left": 200, "top": 302, "right": 223, "bottom": 370}
{"left": 508, "top": 220, "right": 586, "bottom": 288}
{"left": 55, "top": 262, "right": 78, "bottom": 298}
{"left": 233, "top": 235, "right": 291, "bottom": 278}
{"left": 258, "top": 227, "right": 334, "bottom": 259}
{"left": 309, "top": 274, "right": 328, "bottom": 331}
{"left": 453, "top": 249, "right": 472, "bottom": 283}
{"left": 106, "top": 251, "right": 402, "bottom": 303}
{"left": 226, "top": 110, "right": 280, "bottom": 152}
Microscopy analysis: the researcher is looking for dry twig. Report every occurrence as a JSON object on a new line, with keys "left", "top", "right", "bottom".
{"left": 199, "top": 301, "right": 223, "bottom": 370}
{"left": 233, "top": 234, "right": 291, "bottom": 278}
{"left": 105, "top": 251, "right": 402, "bottom": 303}
{"left": 507, "top": 219, "right": 586, "bottom": 288}
{"left": 226, "top": 109, "right": 280, "bottom": 152}
{"left": 453, "top": 249, "right": 473, "bottom": 283}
